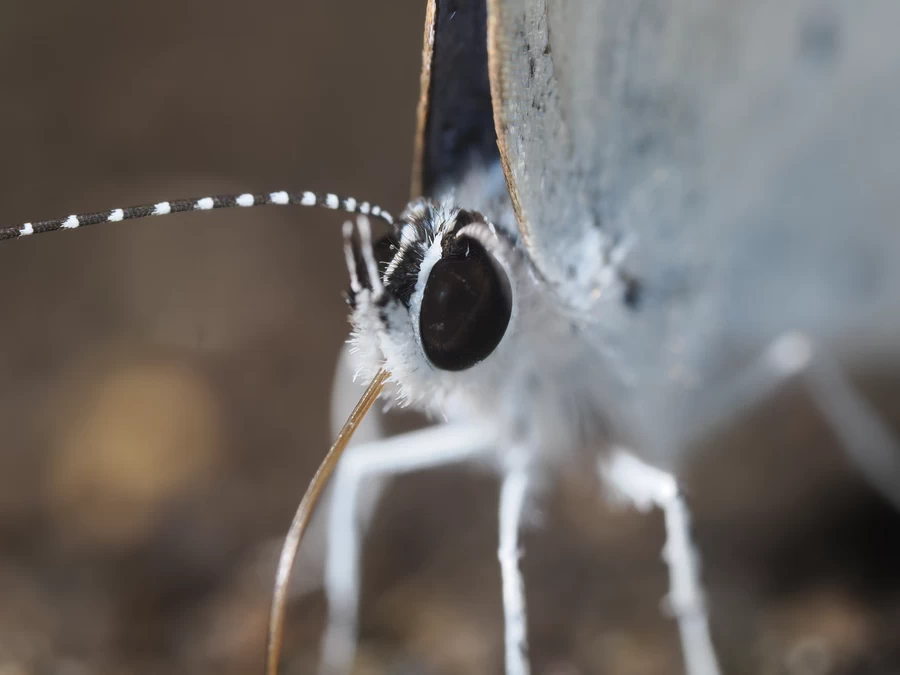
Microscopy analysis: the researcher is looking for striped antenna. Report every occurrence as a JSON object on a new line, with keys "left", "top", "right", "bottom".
{"left": 0, "top": 190, "right": 395, "bottom": 242}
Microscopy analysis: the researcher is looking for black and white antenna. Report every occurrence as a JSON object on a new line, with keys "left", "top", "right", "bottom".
{"left": 0, "top": 190, "right": 395, "bottom": 241}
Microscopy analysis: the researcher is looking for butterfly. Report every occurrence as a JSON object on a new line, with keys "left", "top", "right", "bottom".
{"left": 2, "top": 1, "right": 900, "bottom": 675}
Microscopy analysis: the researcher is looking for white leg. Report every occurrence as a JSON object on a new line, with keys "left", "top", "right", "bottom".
{"left": 691, "top": 331, "right": 900, "bottom": 510}
{"left": 330, "top": 342, "right": 386, "bottom": 444}
{"left": 498, "top": 467, "right": 532, "bottom": 675}
{"left": 286, "top": 346, "right": 390, "bottom": 601}
{"left": 319, "top": 420, "right": 498, "bottom": 675}
{"left": 595, "top": 332, "right": 899, "bottom": 675}
{"left": 601, "top": 451, "right": 722, "bottom": 675}
{"left": 682, "top": 332, "right": 814, "bottom": 449}
{"left": 804, "top": 348, "right": 900, "bottom": 512}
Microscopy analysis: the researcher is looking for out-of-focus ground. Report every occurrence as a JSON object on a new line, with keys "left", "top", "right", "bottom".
{"left": 0, "top": 2, "right": 898, "bottom": 674}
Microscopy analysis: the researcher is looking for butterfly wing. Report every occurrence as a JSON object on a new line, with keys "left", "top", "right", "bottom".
{"left": 488, "top": 0, "right": 900, "bottom": 457}
{"left": 412, "top": 0, "right": 500, "bottom": 201}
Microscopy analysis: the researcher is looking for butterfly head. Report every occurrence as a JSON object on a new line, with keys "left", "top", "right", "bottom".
{"left": 344, "top": 199, "right": 524, "bottom": 415}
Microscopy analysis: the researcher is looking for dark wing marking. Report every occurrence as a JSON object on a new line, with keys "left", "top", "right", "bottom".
{"left": 411, "top": 0, "right": 499, "bottom": 200}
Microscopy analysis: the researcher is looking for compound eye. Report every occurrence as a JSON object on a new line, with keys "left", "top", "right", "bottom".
{"left": 420, "top": 236, "right": 512, "bottom": 371}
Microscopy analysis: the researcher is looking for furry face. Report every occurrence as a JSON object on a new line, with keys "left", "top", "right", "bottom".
{"left": 343, "top": 197, "right": 625, "bottom": 469}
{"left": 346, "top": 201, "right": 520, "bottom": 412}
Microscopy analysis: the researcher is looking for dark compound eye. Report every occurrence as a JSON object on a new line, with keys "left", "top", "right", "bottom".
{"left": 420, "top": 236, "right": 512, "bottom": 371}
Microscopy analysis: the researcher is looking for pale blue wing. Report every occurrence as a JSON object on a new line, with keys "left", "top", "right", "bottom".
{"left": 490, "top": 0, "right": 900, "bottom": 461}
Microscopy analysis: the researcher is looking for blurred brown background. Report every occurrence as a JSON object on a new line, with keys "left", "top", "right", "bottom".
{"left": 0, "top": 2, "right": 899, "bottom": 674}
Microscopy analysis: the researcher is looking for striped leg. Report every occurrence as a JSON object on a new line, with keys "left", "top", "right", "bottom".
{"left": 318, "top": 420, "right": 498, "bottom": 675}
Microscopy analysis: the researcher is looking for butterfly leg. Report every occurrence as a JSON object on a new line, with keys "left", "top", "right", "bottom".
{"left": 801, "top": 340, "right": 900, "bottom": 511}
{"left": 497, "top": 464, "right": 533, "bottom": 675}
{"left": 693, "top": 331, "right": 900, "bottom": 510}
{"left": 318, "top": 420, "right": 498, "bottom": 675}
{"left": 284, "top": 347, "right": 391, "bottom": 601}
{"left": 600, "top": 451, "right": 722, "bottom": 675}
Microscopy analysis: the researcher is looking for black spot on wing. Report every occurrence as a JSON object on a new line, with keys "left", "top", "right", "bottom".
{"left": 798, "top": 10, "right": 840, "bottom": 70}
{"left": 421, "top": 0, "right": 499, "bottom": 197}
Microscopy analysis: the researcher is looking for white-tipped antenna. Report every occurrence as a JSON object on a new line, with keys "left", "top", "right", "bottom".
{"left": 0, "top": 190, "right": 395, "bottom": 241}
